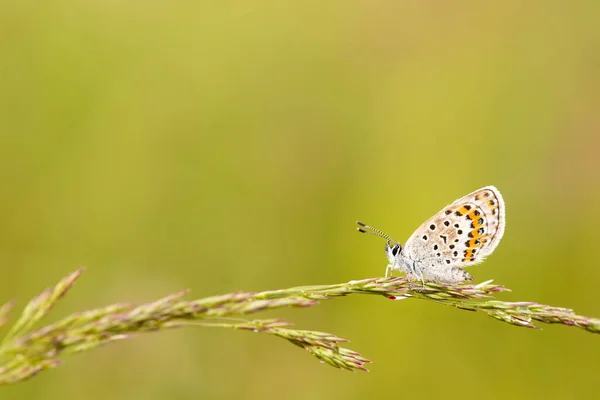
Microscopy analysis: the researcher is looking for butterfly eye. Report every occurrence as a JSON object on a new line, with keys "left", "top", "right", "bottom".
{"left": 391, "top": 244, "right": 401, "bottom": 256}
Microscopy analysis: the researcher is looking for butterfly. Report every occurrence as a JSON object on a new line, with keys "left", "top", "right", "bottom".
{"left": 357, "top": 186, "right": 505, "bottom": 285}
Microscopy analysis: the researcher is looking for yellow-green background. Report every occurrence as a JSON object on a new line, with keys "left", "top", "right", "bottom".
{"left": 1, "top": 2, "right": 599, "bottom": 399}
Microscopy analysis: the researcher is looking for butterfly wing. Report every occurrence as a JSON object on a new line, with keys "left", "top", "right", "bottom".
{"left": 402, "top": 186, "right": 505, "bottom": 281}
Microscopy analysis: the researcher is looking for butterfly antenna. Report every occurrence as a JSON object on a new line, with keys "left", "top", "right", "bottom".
{"left": 356, "top": 221, "right": 398, "bottom": 245}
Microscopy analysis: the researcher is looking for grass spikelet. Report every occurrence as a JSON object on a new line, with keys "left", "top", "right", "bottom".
{"left": 1, "top": 270, "right": 598, "bottom": 385}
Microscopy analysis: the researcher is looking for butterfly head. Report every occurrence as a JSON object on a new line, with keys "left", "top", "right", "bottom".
{"left": 385, "top": 242, "right": 404, "bottom": 266}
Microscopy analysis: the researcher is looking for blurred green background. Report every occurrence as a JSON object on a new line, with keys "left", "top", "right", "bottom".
{"left": 1, "top": 1, "right": 599, "bottom": 399}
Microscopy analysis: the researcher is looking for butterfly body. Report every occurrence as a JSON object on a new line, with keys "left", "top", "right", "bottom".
{"left": 358, "top": 186, "right": 505, "bottom": 285}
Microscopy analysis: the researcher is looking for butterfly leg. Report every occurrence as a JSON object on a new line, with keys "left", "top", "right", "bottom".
{"left": 385, "top": 264, "right": 394, "bottom": 278}
{"left": 404, "top": 264, "right": 416, "bottom": 289}
{"left": 411, "top": 262, "right": 426, "bottom": 289}
{"left": 406, "top": 274, "right": 421, "bottom": 290}
{"left": 410, "top": 272, "right": 425, "bottom": 289}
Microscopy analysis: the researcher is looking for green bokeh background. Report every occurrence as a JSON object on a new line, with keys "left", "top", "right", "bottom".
{"left": 1, "top": 2, "right": 599, "bottom": 399}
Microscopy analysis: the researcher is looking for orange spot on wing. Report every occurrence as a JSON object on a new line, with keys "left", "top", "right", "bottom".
{"left": 467, "top": 232, "right": 490, "bottom": 248}
{"left": 458, "top": 206, "right": 470, "bottom": 215}
{"left": 468, "top": 227, "right": 482, "bottom": 240}
{"left": 466, "top": 210, "right": 482, "bottom": 226}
